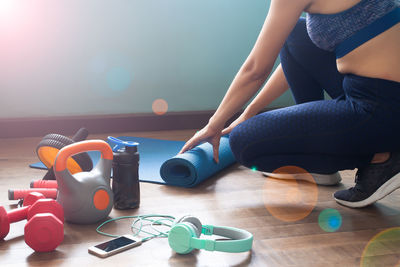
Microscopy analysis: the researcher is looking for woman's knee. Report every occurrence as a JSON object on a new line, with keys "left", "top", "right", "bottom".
{"left": 229, "top": 123, "right": 250, "bottom": 166}
{"left": 285, "top": 17, "right": 308, "bottom": 45}
{"left": 229, "top": 125, "right": 242, "bottom": 160}
{"left": 229, "top": 125, "right": 272, "bottom": 170}
{"left": 280, "top": 18, "right": 307, "bottom": 52}
{"left": 229, "top": 118, "right": 265, "bottom": 168}
{"left": 279, "top": 18, "right": 313, "bottom": 77}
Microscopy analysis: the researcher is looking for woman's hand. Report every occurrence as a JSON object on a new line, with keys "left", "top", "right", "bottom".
{"left": 221, "top": 112, "right": 254, "bottom": 136}
{"left": 179, "top": 124, "right": 223, "bottom": 163}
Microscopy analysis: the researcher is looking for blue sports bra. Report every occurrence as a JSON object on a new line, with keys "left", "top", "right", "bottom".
{"left": 306, "top": 0, "right": 400, "bottom": 58}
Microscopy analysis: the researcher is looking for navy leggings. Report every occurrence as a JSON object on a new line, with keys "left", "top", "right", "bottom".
{"left": 229, "top": 18, "right": 400, "bottom": 174}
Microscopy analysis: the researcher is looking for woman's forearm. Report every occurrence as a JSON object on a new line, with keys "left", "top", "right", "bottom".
{"left": 207, "top": 0, "right": 307, "bottom": 130}
{"left": 243, "top": 64, "right": 289, "bottom": 118}
{"left": 209, "top": 63, "right": 289, "bottom": 129}
{"left": 208, "top": 61, "right": 275, "bottom": 130}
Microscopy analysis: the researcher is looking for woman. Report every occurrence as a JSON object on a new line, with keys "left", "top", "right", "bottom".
{"left": 179, "top": 0, "right": 400, "bottom": 208}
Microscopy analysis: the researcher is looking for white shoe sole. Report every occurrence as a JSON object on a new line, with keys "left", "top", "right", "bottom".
{"left": 334, "top": 172, "right": 400, "bottom": 208}
{"left": 261, "top": 171, "right": 342, "bottom": 186}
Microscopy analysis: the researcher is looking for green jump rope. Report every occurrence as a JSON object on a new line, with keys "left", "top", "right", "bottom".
{"left": 96, "top": 214, "right": 176, "bottom": 242}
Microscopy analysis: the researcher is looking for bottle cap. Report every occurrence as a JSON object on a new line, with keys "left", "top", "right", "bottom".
{"left": 108, "top": 136, "right": 138, "bottom": 153}
{"left": 108, "top": 136, "right": 139, "bottom": 164}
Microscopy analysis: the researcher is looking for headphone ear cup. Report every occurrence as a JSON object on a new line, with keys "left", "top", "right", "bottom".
{"left": 183, "top": 222, "right": 200, "bottom": 239}
{"left": 178, "top": 216, "right": 202, "bottom": 238}
{"left": 173, "top": 215, "right": 186, "bottom": 225}
{"left": 168, "top": 222, "right": 197, "bottom": 254}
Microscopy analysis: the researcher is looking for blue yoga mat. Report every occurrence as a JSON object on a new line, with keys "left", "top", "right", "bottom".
{"left": 30, "top": 136, "right": 236, "bottom": 187}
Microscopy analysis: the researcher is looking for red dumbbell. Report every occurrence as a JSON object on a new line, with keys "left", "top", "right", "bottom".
{"left": 8, "top": 188, "right": 58, "bottom": 200}
{"left": 1, "top": 193, "right": 48, "bottom": 239}
{"left": 22, "top": 192, "right": 46, "bottom": 206}
{"left": 0, "top": 193, "right": 64, "bottom": 252}
{"left": 24, "top": 212, "right": 64, "bottom": 252}
{"left": 30, "top": 180, "right": 58, "bottom": 189}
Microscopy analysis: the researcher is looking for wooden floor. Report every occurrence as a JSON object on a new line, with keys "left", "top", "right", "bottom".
{"left": 1, "top": 130, "right": 399, "bottom": 267}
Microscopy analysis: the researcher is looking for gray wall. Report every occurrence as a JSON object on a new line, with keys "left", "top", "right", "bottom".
{"left": 0, "top": 0, "right": 293, "bottom": 119}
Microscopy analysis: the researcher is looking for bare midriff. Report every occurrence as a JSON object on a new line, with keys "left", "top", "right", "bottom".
{"left": 306, "top": 0, "right": 400, "bottom": 83}
{"left": 336, "top": 23, "right": 400, "bottom": 82}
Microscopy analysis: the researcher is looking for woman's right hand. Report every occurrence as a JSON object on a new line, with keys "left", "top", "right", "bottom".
{"left": 179, "top": 123, "right": 223, "bottom": 163}
{"left": 221, "top": 112, "right": 254, "bottom": 136}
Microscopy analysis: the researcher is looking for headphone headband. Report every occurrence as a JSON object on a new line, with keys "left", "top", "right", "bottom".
{"left": 191, "top": 225, "right": 253, "bottom": 253}
{"left": 168, "top": 215, "right": 253, "bottom": 254}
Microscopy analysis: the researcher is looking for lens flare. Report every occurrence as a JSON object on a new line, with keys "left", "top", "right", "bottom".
{"left": 318, "top": 208, "right": 342, "bottom": 232}
{"left": 0, "top": 0, "right": 18, "bottom": 21}
{"left": 152, "top": 98, "right": 168, "bottom": 115}
{"left": 106, "top": 67, "right": 132, "bottom": 92}
{"left": 262, "top": 166, "right": 318, "bottom": 222}
{"left": 88, "top": 55, "right": 107, "bottom": 74}
{"left": 251, "top": 166, "right": 258, "bottom": 172}
{"left": 361, "top": 227, "right": 400, "bottom": 267}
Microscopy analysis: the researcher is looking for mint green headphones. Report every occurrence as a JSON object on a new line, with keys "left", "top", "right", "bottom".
{"left": 168, "top": 215, "right": 253, "bottom": 254}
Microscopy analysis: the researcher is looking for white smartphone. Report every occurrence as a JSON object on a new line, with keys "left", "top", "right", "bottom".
{"left": 88, "top": 235, "right": 142, "bottom": 258}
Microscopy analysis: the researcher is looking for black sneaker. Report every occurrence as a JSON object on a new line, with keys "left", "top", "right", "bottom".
{"left": 334, "top": 152, "right": 400, "bottom": 208}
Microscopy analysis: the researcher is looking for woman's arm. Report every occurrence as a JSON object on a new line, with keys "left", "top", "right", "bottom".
{"left": 221, "top": 64, "right": 289, "bottom": 135}
{"left": 208, "top": 0, "right": 311, "bottom": 129}
{"left": 242, "top": 63, "right": 289, "bottom": 118}
{"left": 180, "top": 0, "right": 312, "bottom": 161}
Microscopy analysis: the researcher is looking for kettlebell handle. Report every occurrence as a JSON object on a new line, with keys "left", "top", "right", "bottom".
{"left": 54, "top": 140, "right": 113, "bottom": 172}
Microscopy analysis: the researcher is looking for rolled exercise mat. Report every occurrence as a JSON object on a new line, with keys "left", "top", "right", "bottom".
{"left": 30, "top": 136, "right": 236, "bottom": 187}
{"left": 160, "top": 135, "right": 235, "bottom": 187}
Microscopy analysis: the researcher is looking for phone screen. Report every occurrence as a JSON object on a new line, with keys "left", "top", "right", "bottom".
{"left": 95, "top": 236, "right": 136, "bottom": 252}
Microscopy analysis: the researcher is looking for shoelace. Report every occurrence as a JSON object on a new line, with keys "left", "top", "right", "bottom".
{"left": 349, "top": 169, "right": 369, "bottom": 195}
{"left": 354, "top": 168, "right": 363, "bottom": 184}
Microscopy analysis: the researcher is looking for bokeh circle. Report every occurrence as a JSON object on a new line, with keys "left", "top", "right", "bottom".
{"left": 152, "top": 98, "right": 168, "bottom": 115}
{"left": 106, "top": 67, "right": 132, "bottom": 92}
{"left": 318, "top": 208, "right": 342, "bottom": 232}
{"left": 262, "top": 166, "right": 318, "bottom": 222}
{"left": 361, "top": 227, "right": 400, "bottom": 267}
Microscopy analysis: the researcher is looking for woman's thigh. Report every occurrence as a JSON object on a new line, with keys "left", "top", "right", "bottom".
{"left": 229, "top": 98, "right": 376, "bottom": 173}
